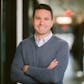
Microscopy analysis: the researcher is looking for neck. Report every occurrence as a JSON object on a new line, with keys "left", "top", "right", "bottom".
{"left": 35, "top": 31, "right": 51, "bottom": 40}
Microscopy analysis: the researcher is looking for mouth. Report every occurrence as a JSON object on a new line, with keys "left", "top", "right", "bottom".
{"left": 39, "top": 25, "right": 46, "bottom": 29}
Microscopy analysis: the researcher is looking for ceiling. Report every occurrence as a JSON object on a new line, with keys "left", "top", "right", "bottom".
{"left": 37, "top": 0, "right": 84, "bottom": 18}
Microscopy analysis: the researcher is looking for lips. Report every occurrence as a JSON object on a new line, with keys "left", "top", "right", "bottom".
{"left": 39, "top": 25, "right": 46, "bottom": 29}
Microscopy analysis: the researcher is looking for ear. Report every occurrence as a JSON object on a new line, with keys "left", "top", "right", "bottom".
{"left": 51, "top": 19, "right": 54, "bottom": 27}
{"left": 32, "top": 18, "right": 34, "bottom": 25}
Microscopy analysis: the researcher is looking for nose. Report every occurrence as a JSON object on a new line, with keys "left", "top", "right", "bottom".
{"left": 39, "top": 19, "right": 44, "bottom": 25}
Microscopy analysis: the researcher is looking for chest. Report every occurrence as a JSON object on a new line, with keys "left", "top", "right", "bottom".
{"left": 23, "top": 44, "right": 59, "bottom": 67}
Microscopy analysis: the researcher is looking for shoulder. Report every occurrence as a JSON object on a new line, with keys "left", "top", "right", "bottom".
{"left": 52, "top": 35, "right": 68, "bottom": 45}
{"left": 17, "top": 35, "right": 34, "bottom": 48}
{"left": 51, "top": 35, "right": 69, "bottom": 50}
{"left": 52, "top": 35, "right": 69, "bottom": 54}
{"left": 23, "top": 35, "right": 34, "bottom": 43}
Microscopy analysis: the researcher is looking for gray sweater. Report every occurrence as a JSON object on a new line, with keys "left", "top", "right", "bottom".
{"left": 11, "top": 35, "right": 69, "bottom": 84}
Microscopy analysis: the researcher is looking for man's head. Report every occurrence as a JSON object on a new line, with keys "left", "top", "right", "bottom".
{"left": 32, "top": 4, "right": 54, "bottom": 37}
{"left": 33, "top": 4, "right": 53, "bottom": 19}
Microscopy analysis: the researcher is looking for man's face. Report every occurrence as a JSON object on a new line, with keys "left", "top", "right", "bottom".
{"left": 33, "top": 9, "right": 54, "bottom": 35}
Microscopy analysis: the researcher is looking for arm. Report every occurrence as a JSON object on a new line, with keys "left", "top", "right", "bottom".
{"left": 11, "top": 43, "right": 38, "bottom": 84}
{"left": 22, "top": 59, "right": 58, "bottom": 83}
{"left": 47, "top": 59, "right": 58, "bottom": 69}
{"left": 11, "top": 66, "right": 37, "bottom": 84}
{"left": 23, "top": 42, "right": 69, "bottom": 83}
{"left": 22, "top": 59, "right": 58, "bottom": 72}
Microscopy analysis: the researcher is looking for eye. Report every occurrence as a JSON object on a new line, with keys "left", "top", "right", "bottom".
{"left": 35, "top": 16, "right": 41, "bottom": 20}
{"left": 45, "top": 17, "right": 49, "bottom": 21}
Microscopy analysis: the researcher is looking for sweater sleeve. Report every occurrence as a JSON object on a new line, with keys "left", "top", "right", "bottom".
{"left": 25, "top": 42, "right": 69, "bottom": 83}
{"left": 11, "top": 43, "right": 38, "bottom": 84}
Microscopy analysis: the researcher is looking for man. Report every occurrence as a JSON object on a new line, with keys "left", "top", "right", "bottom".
{"left": 11, "top": 4, "right": 69, "bottom": 84}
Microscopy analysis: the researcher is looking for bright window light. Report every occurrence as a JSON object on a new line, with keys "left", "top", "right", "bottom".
{"left": 16, "top": 0, "right": 23, "bottom": 46}
{"left": 56, "top": 16, "right": 72, "bottom": 24}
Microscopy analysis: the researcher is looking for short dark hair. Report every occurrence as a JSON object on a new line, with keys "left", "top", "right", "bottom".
{"left": 33, "top": 4, "right": 53, "bottom": 19}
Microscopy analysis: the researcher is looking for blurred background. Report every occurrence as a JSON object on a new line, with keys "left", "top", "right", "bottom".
{"left": 1, "top": 0, "right": 84, "bottom": 84}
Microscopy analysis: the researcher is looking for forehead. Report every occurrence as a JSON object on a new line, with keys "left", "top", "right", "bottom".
{"left": 35, "top": 9, "right": 51, "bottom": 16}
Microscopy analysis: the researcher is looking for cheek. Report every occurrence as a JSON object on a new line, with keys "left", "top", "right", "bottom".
{"left": 47, "top": 22, "right": 53, "bottom": 28}
{"left": 33, "top": 20, "right": 38, "bottom": 26}
{"left": 33, "top": 22, "right": 38, "bottom": 29}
